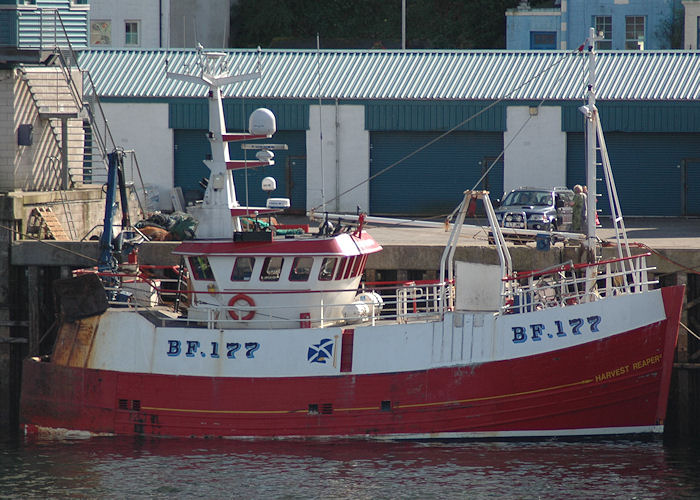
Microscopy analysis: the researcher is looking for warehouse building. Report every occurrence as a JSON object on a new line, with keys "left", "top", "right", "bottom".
{"left": 77, "top": 48, "right": 700, "bottom": 217}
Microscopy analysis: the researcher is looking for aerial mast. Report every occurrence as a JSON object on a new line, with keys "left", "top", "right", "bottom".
{"left": 584, "top": 26, "right": 600, "bottom": 261}
{"left": 166, "top": 47, "right": 274, "bottom": 238}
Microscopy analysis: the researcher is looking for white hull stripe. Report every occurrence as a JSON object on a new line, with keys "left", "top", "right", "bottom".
{"left": 25, "top": 424, "right": 662, "bottom": 441}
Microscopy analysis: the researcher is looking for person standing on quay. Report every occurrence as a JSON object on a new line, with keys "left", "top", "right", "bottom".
{"left": 572, "top": 185, "right": 584, "bottom": 232}
{"left": 581, "top": 185, "right": 588, "bottom": 233}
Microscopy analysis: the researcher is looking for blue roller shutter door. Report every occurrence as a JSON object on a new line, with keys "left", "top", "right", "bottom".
{"left": 173, "top": 130, "right": 210, "bottom": 206}
{"left": 566, "top": 132, "right": 700, "bottom": 216}
{"left": 369, "top": 131, "right": 504, "bottom": 216}
{"left": 173, "top": 130, "right": 306, "bottom": 211}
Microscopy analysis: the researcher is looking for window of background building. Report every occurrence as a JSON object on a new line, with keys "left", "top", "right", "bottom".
{"left": 90, "top": 20, "right": 111, "bottom": 45}
{"left": 696, "top": 17, "right": 700, "bottom": 50}
{"left": 594, "top": 16, "right": 612, "bottom": 49}
{"left": 625, "top": 16, "right": 645, "bottom": 49}
{"left": 125, "top": 21, "right": 140, "bottom": 46}
{"left": 530, "top": 31, "right": 556, "bottom": 49}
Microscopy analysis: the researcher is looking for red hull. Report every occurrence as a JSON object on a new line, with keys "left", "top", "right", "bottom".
{"left": 20, "top": 286, "right": 683, "bottom": 439}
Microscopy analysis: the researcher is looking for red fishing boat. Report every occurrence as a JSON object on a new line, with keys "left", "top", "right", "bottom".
{"left": 20, "top": 31, "right": 683, "bottom": 439}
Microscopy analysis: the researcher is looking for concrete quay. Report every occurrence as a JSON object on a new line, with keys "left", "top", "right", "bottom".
{"left": 10, "top": 217, "right": 700, "bottom": 276}
{"left": 365, "top": 216, "right": 700, "bottom": 276}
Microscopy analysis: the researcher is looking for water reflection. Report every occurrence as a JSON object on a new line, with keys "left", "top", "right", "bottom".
{"left": 1, "top": 436, "right": 699, "bottom": 499}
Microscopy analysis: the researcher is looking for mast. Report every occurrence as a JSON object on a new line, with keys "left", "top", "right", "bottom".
{"left": 584, "top": 26, "right": 600, "bottom": 262}
{"left": 167, "top": 47, "right": 273, "bottom": 238}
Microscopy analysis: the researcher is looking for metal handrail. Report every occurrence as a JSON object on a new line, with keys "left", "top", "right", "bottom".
{"left": 81, "top": 269, "right": 455, "bottom": 329}
{"left": 19, "top": 8, "right": 148, "bottom": 218}
{"left": 501, "top": 253, "right": 656, "bottom": 315}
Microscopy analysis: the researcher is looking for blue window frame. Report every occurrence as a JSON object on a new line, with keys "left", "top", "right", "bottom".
{"left": 625, "top": 16, "right": 645, "bottom": 50}
{"left": 530, "top": 31, "right": 556, "bottom": 49}
{"left": 594, "top": 16, "right": 612, "bottom": 50}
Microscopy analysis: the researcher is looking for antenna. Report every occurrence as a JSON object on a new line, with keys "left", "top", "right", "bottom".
{"left": 317, "top": 33, "right": 326, "bottom": 212}
{"left": 222, "top": 11, "right": 228, "bottom": 47}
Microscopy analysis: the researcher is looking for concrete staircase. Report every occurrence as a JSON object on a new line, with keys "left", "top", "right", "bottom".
{"left": 20, "top": 66, "right": 86, "bottom": 187}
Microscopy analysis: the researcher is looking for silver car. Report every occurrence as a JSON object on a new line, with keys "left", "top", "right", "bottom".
{"left": 495, "top": 187, "right": 574, "bottom": 231}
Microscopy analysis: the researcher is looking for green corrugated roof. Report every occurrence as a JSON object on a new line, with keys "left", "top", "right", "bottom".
{"left": 77, "top": 48, "right": 700, "bottom": 101}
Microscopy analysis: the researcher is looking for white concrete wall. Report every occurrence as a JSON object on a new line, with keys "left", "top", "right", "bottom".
{"left": 90, "top": 0, "right": 231, "bottom": 49}
{"left": 101, "top": 103, "right": 173, "bottom": 211}
{"left": 169, "top": 0, "right": 230, "bottom": 48}
{"left": 683, "top": 1, "right": 700, "bottom": 49}
{"left": 307, "top": 104, "right": 369, "bottom": 214}
{"left": 89, "top": 0, "right": 167, "bottom": 48}
{"left": 503, "top": 106, "right": 566, "bottom": 195}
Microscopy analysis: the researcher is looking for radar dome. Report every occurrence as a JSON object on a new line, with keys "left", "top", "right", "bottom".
{"left": 261, "top": 176, "right": 277, "bottom": 192}
{"left": 256, "top": 150, "right": 274, "bottom": 162}
{"left": 249, "top": 108, "right": 276, "bottom": 136}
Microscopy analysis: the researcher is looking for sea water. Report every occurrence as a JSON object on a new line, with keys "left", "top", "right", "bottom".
{"left": 1, "top": 434, "right": 699, "bottom": 499}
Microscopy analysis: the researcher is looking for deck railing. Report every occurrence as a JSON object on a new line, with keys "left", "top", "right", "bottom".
{"left": 80, "top": 253, "right": 656, "bottom": 326}
{"left": 501, "top": 253, "right": 656, "bottom": 315}
{"left": 82, "top": 268, "right": 455, "bottom": 329}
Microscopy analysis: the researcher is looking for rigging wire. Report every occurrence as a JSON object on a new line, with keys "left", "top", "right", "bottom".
{"left": 361, "top": 109, "right": 540, "bottom": 231}
{"left": 317, "top": 33, "right": 326, "bottom": 212}
{"left": 310, "top": 47, "right": 587, "bottom": 214}
{"left": 0, "top": 223, "right": 98, "bottom": 263}
{"left": 630, "top": 241, "right": 700, "bottom": 276}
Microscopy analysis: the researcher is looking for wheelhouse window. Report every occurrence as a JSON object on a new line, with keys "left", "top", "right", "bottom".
{"left": 189, "top": 256, "right": 214, "bottom": 281}
{"left": 319, "top": 257, "right": 337, "bottom": 281}
{"left": 351, "top": 255, "right": 368, "bottom": 277}
{"left": 625, "top": 16, "right": 645, "bottom": 49}
{"left": 231, "top": 257, "right": 255, "bottom": 281}
{"left": 260, "top": 257, "right": 284, "bottom": 281}
{"left": 343, "top": 256, "right": 358, "bottom": 279}
{"left": 335, "top": 257, "right": 348, "bottom": 280}
{"left": 125, "top": 20, "right": 140, "bottom": 46}
{"left": 290, "top": 257, "right": 313, "bottom": 281}
{"left": 594, "top": 16, "right": 612, "bottom": 50}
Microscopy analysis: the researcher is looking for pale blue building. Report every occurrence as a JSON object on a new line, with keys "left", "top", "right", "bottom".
{"left": 0, "top": 0, "right": 89, "bottom": 53}
{"left": 507, "top": 0, "right": 683, "bottom": 50}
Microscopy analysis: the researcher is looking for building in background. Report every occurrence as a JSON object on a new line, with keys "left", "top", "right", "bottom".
{"left": 4, "top": 0, "right": 700, "bottom": 219}
{"left": 79, "top": 48, "right": 700, "bottom": 218}
{"left": 507, "top": 0, "right": 683, "bottom": 50}
{"left": 0, "top": 0, "right": 89, "bottom": 59}
{"left": 682, "top": 0, "right": 700, "bottom": 48}
{"left": 87, "top": 0, "right": 232, "bottom": 49}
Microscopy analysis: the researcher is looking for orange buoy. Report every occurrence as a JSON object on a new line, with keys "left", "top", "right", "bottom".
{"left": 228, "top": 294, "right": 256, "bottom": 321}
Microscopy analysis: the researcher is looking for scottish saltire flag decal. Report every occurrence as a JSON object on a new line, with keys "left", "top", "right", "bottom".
{"left": 308, "top": 338, "right": 334, "bottom": 364}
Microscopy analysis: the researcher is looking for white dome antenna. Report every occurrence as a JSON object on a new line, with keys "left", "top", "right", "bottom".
{"left": 262, "top": 177, "right": 277, "bottom": 192}
{"left": 249, "top": 108, "right": 276, "bottom": 136}
{"left": 256, "top": 150, "right": 274, "bottom": 162}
